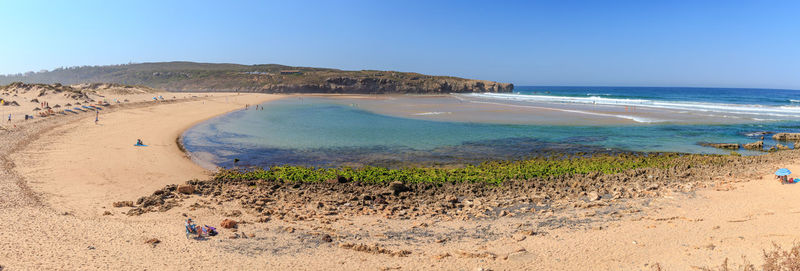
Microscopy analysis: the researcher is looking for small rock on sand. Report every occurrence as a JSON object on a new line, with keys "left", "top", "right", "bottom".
{"left": 221, "top": 219, "right": 237, "bottom": 229}
{"left": 177, "top": 185, "right": 194, "bottom": 194}
{"left": 224, "top": 210, "right": 242, "bottom": 217}
{"left": 112, "top": 201, "right": 133, "bottom": 208}
{"left": 145, "top": 238, "right": 160, "bottom": 247}
{"left": 321, "top": 234, "right": 332, "bottom": 242}
{"left": 587, "top": 191, "right": 601, "bottom": 201}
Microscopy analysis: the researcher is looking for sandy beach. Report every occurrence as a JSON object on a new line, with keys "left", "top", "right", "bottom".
{"left": 3, "top": 91, "right": 800, "bottom": 270}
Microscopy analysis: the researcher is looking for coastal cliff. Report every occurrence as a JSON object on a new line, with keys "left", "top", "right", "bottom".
{"left": 250, "top": 77, "right": 513, "bottom": 94}
{"left": 0, "top": 62, "right": 514, "bottom": 94}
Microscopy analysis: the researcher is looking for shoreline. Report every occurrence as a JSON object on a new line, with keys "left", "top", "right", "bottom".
{"left": 10, "top": 93, "right": 285, "bottom": 215}
{"left": 3, "top": 92, "right": 800, "bottom": 270}
{"left": 173, "top": 96, "right": 288, "bottom": 171}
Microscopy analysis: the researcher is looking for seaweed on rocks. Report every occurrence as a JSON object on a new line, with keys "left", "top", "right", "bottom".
{"left": 123, "top": 151, "right": 799, "bottom": 221}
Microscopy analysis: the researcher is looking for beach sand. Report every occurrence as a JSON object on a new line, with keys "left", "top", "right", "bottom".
{"left": 2, "top": 92, "right": 800, "bottom": 270}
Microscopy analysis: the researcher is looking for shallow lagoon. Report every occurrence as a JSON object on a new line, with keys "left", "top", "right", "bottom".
{"left": 182, "top": 95, "right": 800, "bottom": 169}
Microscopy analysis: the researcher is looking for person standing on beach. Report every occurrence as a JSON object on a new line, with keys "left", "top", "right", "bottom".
{"left": 7, "top": 114, "right": 10, "bottom": 122}
{"left": 95, "top": 109, "right": 99, "bottom": 124}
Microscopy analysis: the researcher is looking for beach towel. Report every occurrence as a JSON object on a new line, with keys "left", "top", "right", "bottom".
{"left": 134, "top": 144, "right": 148, "bottom": 147}
{"left": 205, "top": 225, "right": 218, "bottom": 236}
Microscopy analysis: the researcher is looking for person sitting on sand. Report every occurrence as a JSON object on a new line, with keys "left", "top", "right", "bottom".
{"left": 136, "top": 139, "right": 143, "bottom": 145}
{"left": 186, "top": 218, "right": 199, "bottom": 235}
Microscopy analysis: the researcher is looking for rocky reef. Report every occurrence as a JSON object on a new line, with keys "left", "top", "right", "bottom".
{"left": 700, "top": 142, "right": 739, "bottom": 150}
{"left": 119, "top": 151, "right": 794, "bottom": 221}
{"left": 773, "top": 133, "right": 800, "bottom": 141}
{"left": 743, "top": 141, "right": 764, "bottom": 150}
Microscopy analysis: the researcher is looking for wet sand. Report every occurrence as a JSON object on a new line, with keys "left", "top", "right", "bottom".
{"left": 2, "top": 92, "right": 800, "bottom": 270}
{"left": 304, "top": 94, "right": 778, "bottom": 125}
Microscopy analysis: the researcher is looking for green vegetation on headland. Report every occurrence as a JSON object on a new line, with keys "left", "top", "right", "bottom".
{"left": 215, "top": 153, "right": 717, "bottom": 185}
{"left": 0, "top": 62, "right": 513, "bottom": 94}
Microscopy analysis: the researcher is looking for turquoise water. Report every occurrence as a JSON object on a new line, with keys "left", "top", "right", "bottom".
{"left": 183, "top": 91, "right": 800, "bottom": 168}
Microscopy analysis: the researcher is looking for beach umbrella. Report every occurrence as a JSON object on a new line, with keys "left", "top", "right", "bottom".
{"left": 775, "top": 168, "right": 792, "bottom": 176}
{"left": 33, "top": 107, "right": 41, "bottom": 111}
{"left": 53, "top": 104, "right": 61, "bottom": 108}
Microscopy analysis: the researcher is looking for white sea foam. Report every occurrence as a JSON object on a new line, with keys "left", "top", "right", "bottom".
{"left": 455, "top": 97, "right": 668, "bottom": 123}
{"left": 460, "top": 93, "right": 800, "bottom": 120}
{"left": 412, "top": 111, "right": 451, "bottom": 116}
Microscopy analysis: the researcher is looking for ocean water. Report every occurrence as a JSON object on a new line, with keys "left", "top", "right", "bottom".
{"left": 182, "top": 86, "right": 800, "bottom": 168}
{"left": 465, "top": 86, "right": 800, "bottom": 122}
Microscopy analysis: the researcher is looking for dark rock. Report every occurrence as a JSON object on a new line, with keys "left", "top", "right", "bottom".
{"left": 743, "top": 141, "right": 763, "bottom": 150}
{"left": 388, "top": 181, "right": 410, "bottom": 194}
{"left": 112, "top": 201, "right": 134, "bottom": 208}
{"left": 126, "top": 208, "right": 145, "bottom": 216}
{"left": 145, "top": 238, "right": 160, "bottom": 247}
{"left": 139, "top": 196, "right": 164, "bottom": 208}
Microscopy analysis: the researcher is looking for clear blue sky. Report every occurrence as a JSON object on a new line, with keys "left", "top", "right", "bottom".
{"left": 1, "top": 0, "right": 798, "bottom": 89}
